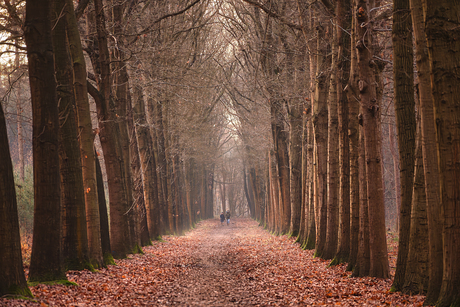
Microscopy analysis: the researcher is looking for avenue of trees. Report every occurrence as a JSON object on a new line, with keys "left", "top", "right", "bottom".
{"left": 0, "top": 0, "right": 459, "bottom": 306}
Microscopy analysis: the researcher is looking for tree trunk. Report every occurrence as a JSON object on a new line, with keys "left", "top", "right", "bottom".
{"left": 335, "top": 0, "right": 352, "bottom": 267}
{"left": 355, "top": 0, "right": 389, "bottom": 278}
{"left": 25, "top": 0, "right": 66, "bottom": 281}
{"left": 90, "top": 0, "right": 131, "bottom": 259}
{"left": 391, "top": 0, "right": 416, "bottom": 291}
{"left": 389, "top": 124, "right": 401, "bottom": 232}
{"left": 128, "top": 88, "right": 151, "bottom": 246}
{"left": 146, "top": 98, "right": 166, "bottom": 233}
{"left": 270, "top": 99, "right": 291, "bottom": 234}
{"left": 52, "top": 0, "right": 90, "bottom": 271}
{"left": 313, "top": 23, "right": 330, "bottom": 258}
{"left": 65, "top": 0, "right": 104, "bottom": 268}
{"left": 95, "top": 153, "right": 113, "bottom": 264}
{"left": 14, "top": 42, "right": 25, "bottom": 183}
{"left": 409, "top": 0, "right": 443, "bottom": 303}
{"left": 424, "top": 0, "right": 460, "bottom": 305}
{"left": 0, "top": 103, "right": 31, "bottom": 297}
{"left": 112, "top": 1, "right": 137, "bottom": 252}
{"left": 305, "top": 120, "right": 316, "bottom": 250}
{"left": 156, "top": 100, "right": 171, "bottom": 232}
{"left": 402, "top": 113, "right": 429, "bottom": 295}
{"left": 323, "top": 29, "right": 339, "bottom": 261}
{"left": 133, "top": 85, "right": 160, "bottom": 240}
{"left": 243, "top": 166, "right": 255, "bottom": 219}
{"left": 352, "top": 123, "right": 370, "bottom": 277}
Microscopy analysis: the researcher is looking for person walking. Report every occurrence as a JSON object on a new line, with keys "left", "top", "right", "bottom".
{"left": 220, "top": 212, "right": 225, "bottom": 225}
{"left": 225, "top": 210, "right": 231, "bottom": 226}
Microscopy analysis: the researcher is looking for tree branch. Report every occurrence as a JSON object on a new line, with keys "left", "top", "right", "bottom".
{"left": 137, "top": 0, "right": 203, "bottom": 36}
{"left": 86, "top": 80, "right": 103, "bottom": 105}
{"left": 241, "top": 0, "right": 303, "bottom": 30}
{"left": 75, "top": 0, "right": 90, "bottom": 21}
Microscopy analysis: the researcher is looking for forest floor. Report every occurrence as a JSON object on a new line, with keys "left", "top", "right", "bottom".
{"left": 2, "top": 218, "right": 427, "bottom": 306}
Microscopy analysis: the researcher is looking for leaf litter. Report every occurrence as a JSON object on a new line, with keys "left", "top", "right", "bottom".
{"left": 2, "top": 218, "right": 427, "bottom": 306}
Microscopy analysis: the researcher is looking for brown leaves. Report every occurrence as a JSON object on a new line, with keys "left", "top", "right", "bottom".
{"left": 3, "top": 219, "right": 428, "bottom": 306}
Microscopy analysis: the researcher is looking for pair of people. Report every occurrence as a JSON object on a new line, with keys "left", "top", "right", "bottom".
{"left": 220, "top": 210, "right": 231, "bottom": 225}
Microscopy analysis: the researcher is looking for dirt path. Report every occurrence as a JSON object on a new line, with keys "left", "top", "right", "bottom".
{"left": 2, "top": 218, "right": 426, "bottom": 306}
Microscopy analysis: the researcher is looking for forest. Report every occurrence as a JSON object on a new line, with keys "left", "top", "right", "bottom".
{"left": 0, "top": 0, "right": 459, "bottom": 306}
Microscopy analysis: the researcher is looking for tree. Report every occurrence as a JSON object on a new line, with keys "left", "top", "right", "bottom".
{"left": 25, "top": 0, "right": 66, "bottom": 282}
{"left": 409, "top": 0, "right": 442, "bottom": 302}
{"left": 64, "top": 0, "right": 105, "bottom": 268}
{"left": 355, "top": 0, "right": 389, "bottom": 278}
{"left": 0, "top": 102, "right": 31, "bottom": 298}
{"left": 423, "top": 0, "right": 460, "bottom": 305}
{"left": 313, "top": 22, "right": 330, "bottom": 258}
{"left": 133, "top": 85, "right": 160, "bottom": 240}
{"left": 334, "top": 0, "right": 352, "bottom": 268}
{"left": 323, "top": 29, "right": 339, "bottom": 260}
{"left": 402, "top": 115, "right": 429, "bottom": 295}
{"left": 87, "top": 0, "right": 133, "bottom": 258}
{"left": 391, "top": 0, "right": 416, "bottom": 291}
{"left": 52, "top": 0, "right": 91, "bottom": 271}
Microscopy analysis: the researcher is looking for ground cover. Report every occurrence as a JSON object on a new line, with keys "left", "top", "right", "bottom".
{"left": 1, "top": 218, "right": 426, "bottom": 306}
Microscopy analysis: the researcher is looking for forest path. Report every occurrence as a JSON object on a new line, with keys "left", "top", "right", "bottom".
{"left": 3, "top": 218, "right": 427, "bottom": 306}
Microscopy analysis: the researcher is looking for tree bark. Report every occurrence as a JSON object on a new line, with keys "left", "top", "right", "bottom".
{"left": 0, "top": 102, "right": 31, "bottom": 297}
{"left": 323, "top": 29, "right": 339, "bottom": 261}
{"left": 95, "top": 153, "right": 113, "bottom": 264}
{"left": 133, "top": 85, "right": 160, "bottom": 241}
{"left": 128, "top": 88, "right": 151, "bottom": 247}
{"left": 112, "top": 1, "right": 137, "bottom": 252}
{"left": 352, "top": 122, "right": 370, "bottom": 277}
{"left": 90, "top": 0, "right": 131, "bottom": 258}
{"left": 335, "top": 0, "right": 352, "bottom": 267}
{"left": 313, "top": 23, "right": 330, "bottom": 258}
{"left": 355, "top": 0, "right": 389, "bottom": 278}
{"left": 402, "top": 114, "right": 429, "bottom": 295}
{"left": 391, "top": 0, "right": 416, "bottom": 291}
{"left": 65, "top": 0, "right": 104, "bottom": 268}
{"left": 52, "top": 0, "right": 90, "bottom": 271}
{"left": 304, "top": 119, "right": 316, "bottom": 250}
{"left": 423, "top": 0, "right": 460, "bottom": 305}
{"left": 409, "top": 0, "right": 443, "bottom": 303}
{"left": 156, "top": 100, "right": 171, "bottom": 233}
{"left": 25, "top": 0, "right": 66, "bottom": 281}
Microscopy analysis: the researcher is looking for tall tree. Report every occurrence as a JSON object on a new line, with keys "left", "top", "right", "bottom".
{"left": 352, "top": 120, "right": 370, "bottom": 277}
{"left": 112, "top": 0, "right": 138, "bottom": 251}
{"left": 52, "top": 0, "right": 91, "bottom": 271}
{"left": 391, "top": 0, "right": 416, "bottom": 291}
{"left": 409, "top": 0, "right": 442, "bottom": 302}
{"left": 402, "top": 115, "right": 429, "bottom": 295}
{"left": 133, "top": 85, "right": 160, "bottom": 240}
{"left": 25, "top": 0, "right": 66, "bottom": 282}
{"left": 65, "top": 0, "right": 105, "bottom": 268}
{"left": 355, "top": 0, "right": 389, "bottom": 278}
{"left": 313, "top": 22, "right": 330, "bottom": 258}
{"left": 87, "top": 0, "right": 132, "bottom": 258}
{"left": 334, "top": 0, "right": 352, "bottom": 267}
{"left": 0, "top": 103, "right": 31, "bottom": 298}
{"left": 323, "top": 29, "right": 339, "bottom": 261}
{"left": 423, "top": 0, "right": 460, "bottom": 305}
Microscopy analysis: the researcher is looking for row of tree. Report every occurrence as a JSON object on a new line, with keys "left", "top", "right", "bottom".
{"left": 220, "top": 0, "right": 460, "bottom": 306}
{"left": 1, "top": 0, "right": 237, "bottom": 298}
{"left": 1, "top": 0, "right": 459, "bottom": 306}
